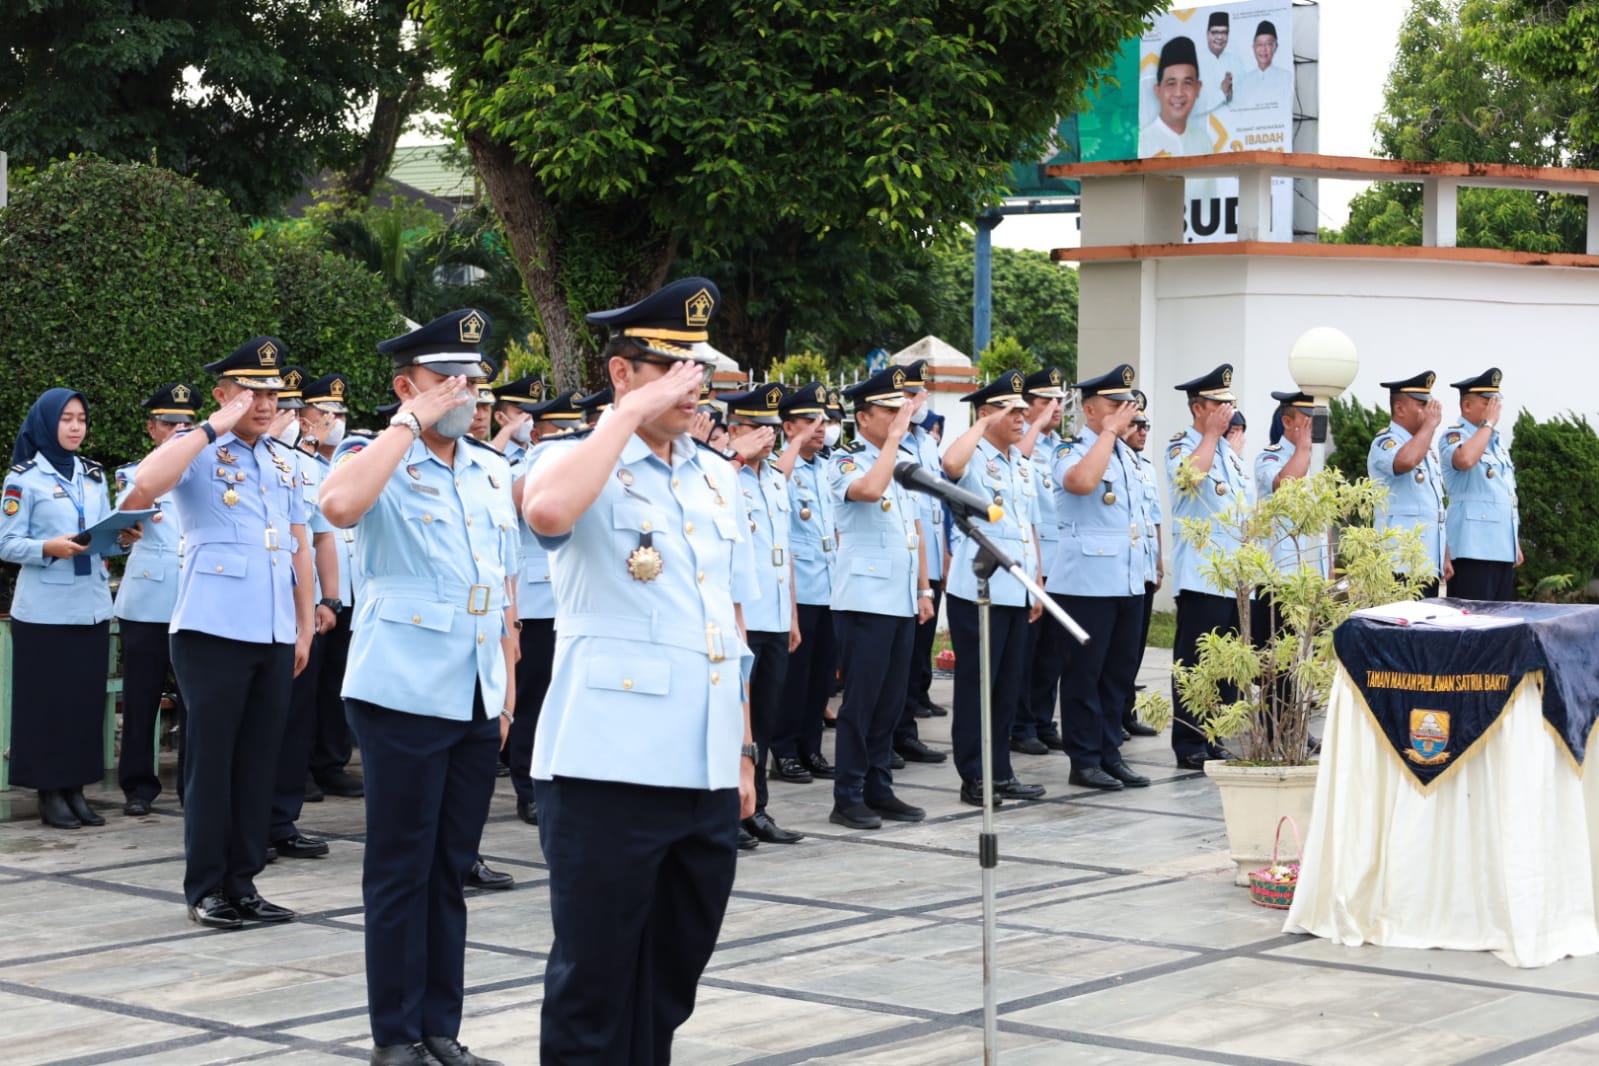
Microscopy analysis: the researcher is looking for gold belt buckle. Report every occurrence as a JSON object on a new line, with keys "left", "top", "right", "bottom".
{"left": 263, "top": 527, "right": 279, "bottom": 551}
{"left": 705, "top": 623, "right": 726, "bottom": 663}
{"left": 771, "top": 547, "right": 785, "bottom": 567}
{"left": 467, "top": 584, "right": 492, "bottom": 615}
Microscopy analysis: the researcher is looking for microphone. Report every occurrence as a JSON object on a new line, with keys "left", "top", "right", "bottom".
{"left": 893, "top": 462, "right": 1003, "bottom": 523}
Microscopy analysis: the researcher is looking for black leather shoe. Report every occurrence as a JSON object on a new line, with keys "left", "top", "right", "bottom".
{"left": 495, "top": 760, "right": 511, "bottom": 778}
{"left": 772, "top": 757, "right": 813, "bottom": 783}
{"left": 1041, "top": 734, "right": 1065, "bottom": 751}
{"left": 913, "top": 704, "right": 932, "bottom": 719}
{"left": 924, "top": 701, "right": 949, "bottom": 717}
{"left": 889, "top": 751, "right": 906, "bottom": 769}
{"left": 124, "top": 798, "right": 152, "bottom": 817}
{"left": 994, "top": 777, "right": 1046, "bottom": 800}
{"left": 304, "top": 777, "right": 325, "bottom": 803}
{"left": 465, "top": 860, "right": 515, "bottom": 890}
{"left": 1175, "top": 751, "right": 1211, "bottom": 771}
{"left": 516, "top": 800, "right": 537, "bottom": 825}
{"left": 896, "top": 738, "right": 947, "bottom": 764}
{"left": 38, "top": 790, "right": 81, "bottom": 829}
{"left": 829, "top": 803, "right": 882, "bottom": 830}
{"left": 233, "top": 894, "right": 296, "bottom": 922}
{"left": 422, "top": 1035, "right": 503, "bottom": 1066}
{"left": 371, "top": 1044, "right": 442, "bottom": 1066}
{"left": 1123, "top": 718, "right": 1159, "bottom": 737}
{"left": 1103, "top": 762, "right": 1151, "bottom": 788}
{"left": 959, "top": 781, "right": 1004, "bottom": 808}
{"left": 264, "top": 846, "right": 278, "bottom": 863}
{"left": 803, "top": 752, "right": 835, "bottom": 779}
{"left": 1069, "top": 766, "right": 1125, "bottom": 790}
{"left": 822, "top": 714, "right": 838, "bottom": 729}
{"left": 271, "top": 833, "right": 330, "bottom": 859}
{"left": 744, "top": 811, "right": 804, "bottom": 844}
{"left": 737, "top": 826, "right": 760, "bottom": 849}
{"left": 1122, "top": 729, "right": 1132, "bottom": 742}
{"left": 318, "top": 770, "right": 365, "bottom": 797}
{"left": 867, "top": 795, "right": 926, "bottom": 822}
{"left": 64, "top": 788, "right": 106, "bottom": 826}
{"left": 188, "top": 891, "right": 243, "bottom": 930}
{"left": 1010, "top": 736, "right": 1049, "bottom": 756}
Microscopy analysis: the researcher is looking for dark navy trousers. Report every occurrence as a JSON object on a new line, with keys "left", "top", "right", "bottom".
{"left": 947, "top": 595, "right": 1027, "bottom": 785}
{"left": 538, "top": 776, "right": 737, "bottom": 1065}
{"left": 508, "top": 618, "right": 556, "bottom": 807}
{"left": 347, "top": 693, "right": 498, "bottom": 1046}
{"left": 270, "top": 631, "right": 324, "bottom": 840}
{"left": 1054, "top": 593, "right": 1144, "bottom": 770}
{"left": 771, "top": 603, "right": 834, "bottom": 761}
{"left": 118, "top": 618, "right": 184, "bottom": 804}
{"left": 1170, "top": 591, "right": 1240, "bottom": 758}
{"left": 832, "top": 610, "right": 914, "bottom": 807}
{"left": 745, "top": 629, "right": 790, "bottom": 814}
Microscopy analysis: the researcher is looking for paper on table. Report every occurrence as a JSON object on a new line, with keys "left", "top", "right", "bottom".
{"left": 1352, "top": 601, "right": 1521, "bottom": 629}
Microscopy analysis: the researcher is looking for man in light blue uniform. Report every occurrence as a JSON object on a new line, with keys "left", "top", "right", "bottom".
{"left": 770, "top": 382, "right": 837, "bottom": 784}
{"left": 1165, "top": 364, "right": 1251, "bottom": 770}
{"left": 1368, "top": 370, "right": 1447, "bottom": 598}
{"left": 133, "top": 337, "right": 314, "bottom": 929}
{"left": 1015, "top": 366, "right": 1068, "bottom": 755}
{"left": 114, "top": 383, "right": 196, "bottom": 816}
{"left": 827, "top": 365, "right": 936, "bottom": 829}
{"left": 1255, "top": 390, "right": 1329, "bottom": 579}
{"left": 897, "top": 359, "right": 951, "bottom": 761}
{"left": 320, "top": 309, "right": 514, "bottom": 1066}
{"left": 521, "top": 278, "right": 761, "bottom": 1064}
{"left": 718, "top": 382, "right": 805, "bottom": 847}
{"left": 1440, "top": 368, "right": 1521, "bottom": 601}
{"left": 1049, "top": 365, "right": 1149, "bottom": 791}
{"left": 1121, "top": 391, "right": 1163, "bottom": 738}
{"left": 941, "top": 370, "right": 1048, "bottom": 806}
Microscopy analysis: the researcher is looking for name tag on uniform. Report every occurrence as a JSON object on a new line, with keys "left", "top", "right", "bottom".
{"left": 409, "top": 482, "right": 440, "bottom": 497}
{"left": 53, "top": 488, "right": 68, "bottom": 498}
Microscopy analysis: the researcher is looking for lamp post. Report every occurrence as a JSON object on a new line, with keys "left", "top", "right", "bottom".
{"left": 1287, "top": 327, "right": 1360, "bottom": 470}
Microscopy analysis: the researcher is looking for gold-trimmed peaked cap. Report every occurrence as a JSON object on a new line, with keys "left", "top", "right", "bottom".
{"left": 1378, "top": 370, "right": 1435, "bottom": 398}
{"left": 779, "top": 381, "right": 829, "bottom": 420}
{"left": 961, "top": 369, "right": 1028, "bottom": 409}
{"left": 204, "top": 336, "right": 288, "bottom": 390}
{"left": 1073, "top": 363, "right": 1137, "bottom": 402}
{"left": 1024, "top": 366, "right": 1068, "bottom": 399}
{"left": 898, "top": 359, "right": 928, "bottom": 393}
{"left": 377, "top": 308, "right": 493, "bottom": 377}
{"left": 1174, "top": 363, "right": 1236, "bottom": 403}
{"left": 717, "top": 383, "right": 787, "bottom": 426}
{"left": 586, "top": 277, "right": 720, "bottom": 364}
{"left": 525, "top": 388, "right": 586, "bottom": 422}
{"left": 1449, "top": 367, "right": 1502, "bottom": 397}
{"left": 1270, "top": 389, "right": 1316, "bottom": 409}
{"left": 492, "top": 374, "right": 545, "bottom": 406}
{"left": 304, "top": 373, "right": 350, "bottom": 413}
{"left": 140, "top": 382, "right": 199, "bottom": 424}
{"left": 842, "top": 366, "right": 910, "bottom": 410}
{"left": 276, "top": 366, "right": 309, "bottom": 409}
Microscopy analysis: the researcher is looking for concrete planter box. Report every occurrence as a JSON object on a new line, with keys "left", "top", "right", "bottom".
{"left": 1204, "top": 761, "right": 1320, "bottom": 887}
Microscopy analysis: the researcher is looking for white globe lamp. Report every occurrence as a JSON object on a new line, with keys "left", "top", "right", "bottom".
{"left": 1288, "top": 327, "right": 1359, "bottom": 446}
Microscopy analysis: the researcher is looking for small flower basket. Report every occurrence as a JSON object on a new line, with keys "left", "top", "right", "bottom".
{"left": 1247, "top": 816, "right": 1301, "bottom": 910}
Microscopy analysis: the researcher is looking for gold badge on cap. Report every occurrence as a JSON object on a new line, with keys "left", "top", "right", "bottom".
{"left": 891, "top": 368, "right": 906, "bottom": 389}
{"left": 1491, "top": 370, "right": 1503, "bottom": 388}
{"left": 284, "top": 369, "right": 303, "bottom": 391}
{"left": 459, "top": 310, "right": 487, "bottom": 345}
{"left": 171, "top": 384, "right": 192, "bottom": 404}
{"left": 257, "top": 340, "right": 279, "bottom": 366}
{"left": 331, "top": 378, "right": 346, "bottom": 399}
{"left": 685, "top": 287, "right": 715, "bottom": 327}
{"left": 1121, "top": 366, "right": 1134, "bottom": 387}
{"left": 1049, "top": 369, "right": 1062, "bottom": 386}
{"left": 1221, "top": 367, "right": 1233, "bottom": 387}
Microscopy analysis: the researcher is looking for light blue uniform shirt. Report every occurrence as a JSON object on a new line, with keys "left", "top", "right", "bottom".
{"left": 1048, "top": 428, "right": 1145, "bottom": 598}
{"left": 529, "top": 425, "right": 760, "bottom": 791}
{"left": 1030, "top": 429, "right": 1063, "bottom": 575}
{"left": 1133, "top": 450, "right": 1162, "bottom": 585}
{"left": 334, "top": 434, "right": 516, "bottom": 719}
{"left": 1439, "top": 420, "right": 1520, "bottom": 563}
{"left": 827, "top": 438, "right": 921, "bottom": 617}
{"left": 1164, "top": 428, "right": 1251, "bottom": 596}
{"left": 509, "top": 443, "right": 555, "bottom": 620}
{"left": 947, "top": 437, "right": 1039, "bottom": 607}
{"left": 168, "top": 431, "right": 305, "bottom": 644}
{"left": 788, "top": 452, "right": 835, "bottom": 607}
{"left": 1, "top": 456, "right": 115, "bottom": 625}
{"left": 290, "top": 446, "right": 335, "bottom": 600}
{"left": 739, "top": 458, "right": 794, "bottom": 633}
{"left": 1368, "top": 422, "right": 1445, "bottom": 577}
{"left": 907, "top": 425, "right": 945, "bottom": 582}
{"left": 1255, "top": 440, "right": 1330, "bottom": 577}
{"left": 113, "top": 460, "right": 181, "bottom": 623}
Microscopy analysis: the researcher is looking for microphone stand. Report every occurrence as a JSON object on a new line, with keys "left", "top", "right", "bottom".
{"left": 950, "top": 510, "right": 1088, "bottom": 1065}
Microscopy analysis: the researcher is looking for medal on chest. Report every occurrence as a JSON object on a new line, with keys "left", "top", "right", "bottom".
{"left": 626, "top": 531, "right": 663, "bottom": 582}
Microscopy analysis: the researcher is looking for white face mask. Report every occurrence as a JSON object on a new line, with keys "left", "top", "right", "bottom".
{"left": 433, "top": 393, "right": 477, "bottom": 439}
{"left": 322, "top": 418, "right": 346, "bottom": 448}
{"left": 823, "top": 423, "right": 842, "bottom": 447}
{"left": 278, "top": 418, "right": 301, "bottom": 447}
{"left": 511, "top": 420, "right": 533, "bottom": 445}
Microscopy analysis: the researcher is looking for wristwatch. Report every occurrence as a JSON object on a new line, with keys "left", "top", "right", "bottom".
{"left": 389, "top": 411, "right": 423, "bottom": 439}
{"left": 740, "top": 743, "right": 759, "bottom": 764}
{"left": 318, "top": 597, "right": 344, "bottom": 612}
{"left": 918, "top": 588, "right": 934, "bottom": 599}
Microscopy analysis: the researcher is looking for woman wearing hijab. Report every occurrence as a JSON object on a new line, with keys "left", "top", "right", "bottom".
{"left": 0, "top": 388, "right": 130, "bottom": 828}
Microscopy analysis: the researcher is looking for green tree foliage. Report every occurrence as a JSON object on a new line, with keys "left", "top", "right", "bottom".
{"left": 926, "top": 234, "right": 1079, "bottom": 376}
{"left": 1497, "top": 0, "right": 1599, "bottom": 168}
{"left": 0, "top": 1, "right": 426, "bottom": 217}
{"left": 423, "top": 0, "right": 1158, "bottom": 386}
{"left": 1509, "top": 411, "right": 1599, "bottom": 598}
{"left": 767, "top": 352, "right": 832, "bottom": 386}
{"left": 1334, "top": 0, "right": 1588, "bottom": 253}
{"left": 1327, "top": 394, "right": 1393, "bottom": 485}
{"left": 976, "top": 336, "right": 1039, "bottom": 379}
{"left": 0, "top": 158, "right": 402, "bottom": 466}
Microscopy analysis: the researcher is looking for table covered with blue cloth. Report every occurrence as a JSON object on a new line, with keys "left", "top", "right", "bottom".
{"left": 1285, "top": 600, "right": 1599, "bottom": 967}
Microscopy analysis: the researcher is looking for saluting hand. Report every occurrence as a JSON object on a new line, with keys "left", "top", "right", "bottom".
{"left": 1484, "top": 396, "right": 1504, "bottom": 427}
{"left": 1284, "top": 413, "right": 1312, "bottom": 449}
{"left": 618, "top": 361, "right": 703, "bottom": 425}
{"left": 1422, "top": 398, "right": 1444, "bottom": 429}
{"left": 206, "top": 390, "right": 255, "bottom": 437}
{"left": 268, "top": 409, "right": 299, "bottom": 440}
{"left": 885, "top": 400, "right": 916, "bottom": 443}
{"left": 1102, "top": 400, "right": 1138, "bottom": 435}
{"left": 1202, "top": 402, "right": 1235, "bottom": 437}
{"left": 688, "top": 410, "right": 715, "bottom": 443}
{"left": 731, "top": 427, "right": 775, "bottom": 462}
{"left": 401, "top": 375, "right": 473, "bottom": 431}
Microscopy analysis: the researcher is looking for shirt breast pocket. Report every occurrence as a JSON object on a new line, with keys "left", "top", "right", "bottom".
{"left": 848, "top": 552, "right": 894, "bottom": 580}
{"left": 195, "top": 549, "right": 248, "bottom": 579}
{"left": 376, "top": 598, "right": 454, "bottom": 633}
{"left": 38, "top": 561, "right": 79, "bottom": 585}
{"left": 1079, "top": 534, "right": 1123, "bottom": 559}
{"left": 585, "top": 657, "right": 671, "bottom": 696}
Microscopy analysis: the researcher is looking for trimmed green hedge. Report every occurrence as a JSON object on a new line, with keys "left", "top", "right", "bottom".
{"left": 1510, "top": 412, "right": 1599, "bottom": 599}
{"left": 0, "top": 157, "right": 403, "bottom": 469}
{"left": 1327, "top": 394, "right": 1391, "bottom": 485}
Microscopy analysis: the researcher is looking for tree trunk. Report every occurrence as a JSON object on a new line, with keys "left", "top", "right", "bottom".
{"left": 714, "top": 285, "right": 790, "bottom": 381}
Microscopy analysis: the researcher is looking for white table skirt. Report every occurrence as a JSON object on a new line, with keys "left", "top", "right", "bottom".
{"left": 1284, "top": 666, "right": 1599, "bottom": 967}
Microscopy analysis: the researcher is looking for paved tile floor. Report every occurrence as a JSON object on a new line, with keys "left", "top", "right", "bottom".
{"left": 3, "top": 651, "right": 1598, "bottom": 1064}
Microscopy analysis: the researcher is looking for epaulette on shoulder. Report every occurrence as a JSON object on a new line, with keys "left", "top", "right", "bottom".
{"left": 1065, "top": 435, "right": 1082, "bottom": 446}
{"left": 11, "top": 458, "right": 35, "bottom": 474}
{"left": 1263, "top": 443, "right": 1283, "bottom": 452}
{"left": 82, "top": 458, "right": 104, "bottom": 482}
{"left": 1169, "top": 430, "right": 1186, "bottom": 442}
{"left": 845, "top": 440, "right": 866, "bottom": 453}
{"left": 462, "top": 435, "right": 504, "bottom": 453}
{"left": 1447, "top": 421, "right": 1464, "bottom": 430}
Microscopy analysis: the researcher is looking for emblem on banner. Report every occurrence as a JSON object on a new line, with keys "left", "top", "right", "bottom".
{"left": 1404, "top": 709, "right": 1453, "bottom": 765}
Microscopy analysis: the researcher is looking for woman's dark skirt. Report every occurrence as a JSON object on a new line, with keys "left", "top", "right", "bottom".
{"left": 9, "top": 618, "right": 110, "bottom": 790}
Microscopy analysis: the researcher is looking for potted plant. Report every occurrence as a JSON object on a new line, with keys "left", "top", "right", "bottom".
{"left": 1139, "top": 464, "right": 1428, "bottom": 885}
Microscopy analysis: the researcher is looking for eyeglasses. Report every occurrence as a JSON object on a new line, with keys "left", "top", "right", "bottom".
{"left": 631, "top": 356, "right": 716, "bottom": 389}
